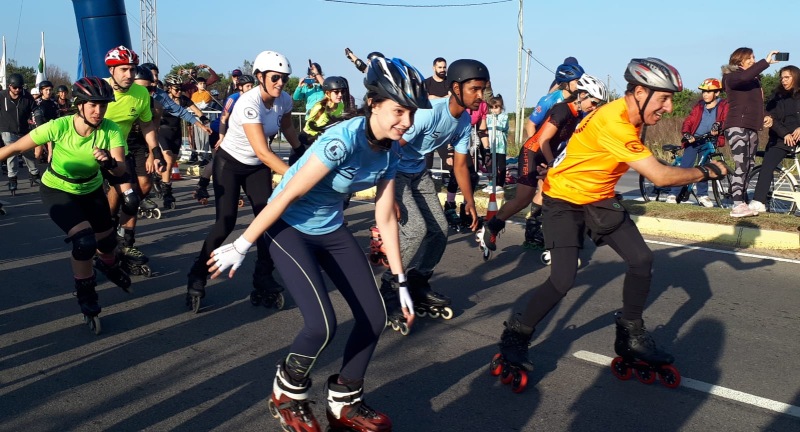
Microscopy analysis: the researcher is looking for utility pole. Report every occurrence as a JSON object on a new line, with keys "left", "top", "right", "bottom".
{"left": 140, "top": 0, "right": 157, "bottom": 65}
{"left": 515, "top": 0, "right": 525, "bottom": 147}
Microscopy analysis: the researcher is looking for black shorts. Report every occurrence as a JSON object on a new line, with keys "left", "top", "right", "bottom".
{"left": 40, "top": 183, "right": 113, "bottom": 234}
{"left": 541, "top": 194, "right": 586, "bottom": 249}
{"left": 517, "top": 148, "right": 541, "bottom": 188}
{"left": 128, "top": 145, "right": 150, "bottom": 177}
{"left": 103, "top": 153, "right": 136, "bottom": 186}
{"left": 158, "top": 126, "right": 182, "bottom": 154}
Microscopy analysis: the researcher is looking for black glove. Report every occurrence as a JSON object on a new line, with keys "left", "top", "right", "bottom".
{"left": 199, "top": 115, "right": 210, "bottom": 125}
{"left": 96, "top": 149, "right": 118, "bottom": 170}
{"left": 288, "top": 144, "right": 307, "bottom": 166}
{"left": 711, "top": 122, "right": 721, "bottom": 133}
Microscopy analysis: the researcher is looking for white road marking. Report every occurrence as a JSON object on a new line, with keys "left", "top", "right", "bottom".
{"left": 573, "top": 350, "right": 800, "bottom": 419}
{"left": 644, "top": 240, "right": 800, "bottom": 264}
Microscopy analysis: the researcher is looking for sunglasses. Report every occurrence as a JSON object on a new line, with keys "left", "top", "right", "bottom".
{"left": 9, "top": 85, "right": 20, "bottom": 90}
{"left": 269, "top": 73, "right": 290, "bottom": 83}
{"left": 330, "top": 89, "right": 344, "bottom": 94}
{"left": 589, "top": 99, "right": 601, "bottom": 106}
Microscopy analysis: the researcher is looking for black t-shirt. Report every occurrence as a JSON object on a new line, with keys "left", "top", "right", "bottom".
{"left": 534, "top": 102, "right": 581, "bottom": 159}
{"left": 424, "top": 77, "right": 449, "bottom": 98}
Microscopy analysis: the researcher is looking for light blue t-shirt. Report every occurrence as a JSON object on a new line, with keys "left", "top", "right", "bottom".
{"left": 397, "top": 98, "right": 471, "bottom": 174}
{"left": 528, "top": 91, "right": 565, "bottom": 127}
{"left": 270, "top": 117, "right": 400, "bottom": 235}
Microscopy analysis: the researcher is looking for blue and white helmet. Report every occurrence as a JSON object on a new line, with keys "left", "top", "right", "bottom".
{"left": 364, "top": 56, "right": 431, "bottom": 109}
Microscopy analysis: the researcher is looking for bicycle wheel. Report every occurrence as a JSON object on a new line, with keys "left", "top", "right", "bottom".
{"left": 746, "top": 166, "right": 799, "bottom": 214}
{"left": 639, "top": 159, "right": 671, "bottom": 202}
{"left": 712, "top": 174, "right": 734, "bottom": 209}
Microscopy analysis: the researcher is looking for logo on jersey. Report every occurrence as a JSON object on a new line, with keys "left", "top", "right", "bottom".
{"left": 625, "top": 141, "right": 646, "bottom": 153}
{"left": 244, "top": 107, "right": 258, "bottom": 119}
{"left": 323, "top": 139, "right": 347, "bottom": 163}
{"left": 129, "top": 107, "right": 137, "bottom": 117}
{"left": 337, "top": 166, "right": 357, "bottom": 180}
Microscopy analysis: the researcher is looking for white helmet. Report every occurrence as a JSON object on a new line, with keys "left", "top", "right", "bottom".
{"left": 252, "top": 51, "right": 292, "bottom": 75}
{"left": 576, "top": 74, "right": 608, "bottom": 101}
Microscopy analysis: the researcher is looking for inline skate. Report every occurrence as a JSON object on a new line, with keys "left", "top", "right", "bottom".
{"left": 408, "top": 270, "right": 453, "bottom": 320}
{"left": 478, "top": 216, "right": 505, "bottom": 261}
{"left": 367, "top": 226, "right": 389, "bottom": 267}
{"left": 185, "top": 258, "right": 208, "bottom": 313}
{"left": 138, "top": 196, "right": 162, "bottom": 219}
{"left": 8, "top": 176, "right": 17, "bottom": 196}
{"left": 193, "top": 177, "right": 210, "bottom": 205}
{"left": 151, "top": 173, "right": 164, "bottom": 199}
{"left": 459, "top": 202, "right": 482, "bottom": 231}
{"left": 443, "top": 201, "right": 462, "bottom": 233}
{"left": 93, "top": 255, "right": 132, "bottom": 292}
{"left": 610, "top": 312, "right": 681, "bottom": 388}
{"left": 381, "top": 278, "right": 409, "bottom": 336}
{"left": 268, "top": 363, "right": 321, "bottom": 432}
{"left": 118, "top": 230, "right": 151, "bottom": 278}
{"left": 162, "top": 182, "right": 176, "bottom": 209}
{"left": 74, "top": 274, "right": 102, "bottom": 335}
{"left": 0, "top": 202, "right": 5, "bottom": 216}
{"left": 326, "top": 375, "right": 392, "bottom": 432}
{"left": 489, "top": 314, "right": 534, "bottom": 393}
{"left": 251, "top": 262, "right": 285, "bottom": 310}
{"left": 522, "top": 215, "right": 544, "bottom": 250}
{"left": 29, "top": 172, "right": 40, "bottom": 187}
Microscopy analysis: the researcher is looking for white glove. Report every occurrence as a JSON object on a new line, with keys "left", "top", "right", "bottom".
{"left": 212, "top": 236, "right": 252, "bottom": 275}
{"left": 397, "top": 274, "right": 414, "bottom": 316}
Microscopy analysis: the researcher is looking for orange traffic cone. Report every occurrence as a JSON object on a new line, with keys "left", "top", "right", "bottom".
{"left": 486, "top": 193, "right": 498, "bottom": 221}
{"left": 171, "top": 162, "right": 182, "bottom": 181}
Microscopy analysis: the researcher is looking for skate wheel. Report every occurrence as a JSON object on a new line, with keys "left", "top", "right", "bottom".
{"left": 238, "top": 199, "right": 244, "bottom": 207}
{"left": 380, "top": 257, "right": 390, "bottom": 267}
{"left": 249, "top": 291, "right": 261, "bottom": 306}
{"left": 200, "top": 198, "right": 208, "bottom": 205}
{"left": 84, "top": 315, "right": 102, "bottom": 335}
{"left": 482, "top": 247, "right": 492, "bottom": 261}
{"left": 490, "top": 353, "right": 504, "bottom": 376}
{"left": 415, "top": 308, "right": 427, "bottom": 318}
{"left": 429, "top": 311, "right": 441, "bottom": 319}
{"left": 577, "top": 258, "right": 582, "bottom": 268}
{"left": 191, "top": 295, "right": 201, "bottom": 314}
{"left": 267, "top": 398, "right": 280, "bottom": 419}
{"left": 141, "top": 265, "right": 152, "bottom": 278}
{"left": 440, "top": 307, "right": 454, "bottom": 320}
{"left": 500, "top": 367, "right": 514, "bottom": 384}
{"left": 658, "top": 364, "right": 681, "bottom": 389}
{"left": 266, "top": 293, "right": 285, "bottom": 310}
{"left": 152, "top": 208, "right": 162, "bottom": 219}
{"left": 610, "top": 357, "right": 632, "bottom": 381}
{"left": 169, "top": 202, "right": 177, "bottom": 210}
{"left": 634, "top": 364, "right": 656, "bottom": 384}
{"left": 0, "top": 209, "right": 6, "bottom": 216}
{"left": 511, "top": 370, "right": 528, "bottom": 393}
{"left": 540, "top": 251, "right": 551, "bottom": 266}
{"left": 369, "top": 253, "right": 380, "bottom": 265}
{"left": 398, "top": 322, "right": 410, "bottom": 336}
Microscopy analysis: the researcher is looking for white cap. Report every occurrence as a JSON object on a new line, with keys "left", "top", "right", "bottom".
{"left": 31, "top": 87, "right": 40, "bottom": 95}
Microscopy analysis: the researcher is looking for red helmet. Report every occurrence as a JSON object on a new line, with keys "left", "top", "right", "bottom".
{"left": 105, "top": 46, "right": 139, "bottom": 67}
{"left": 698, "top": 78, "right": 722, "bottom": 91}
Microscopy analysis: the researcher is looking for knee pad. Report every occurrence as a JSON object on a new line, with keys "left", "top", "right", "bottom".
{"left": 121, "top": 189, "right": 141, "bottom": 216}
{"left": 96, "top": 231, "right": 118, "bottom": 254}
{"left": 68, "top": 228, "right": 97, "bottom": 261}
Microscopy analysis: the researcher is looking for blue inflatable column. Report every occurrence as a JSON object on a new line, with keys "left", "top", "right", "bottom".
{"left": 72, "top": 0, "right": 132, "bottom": 78}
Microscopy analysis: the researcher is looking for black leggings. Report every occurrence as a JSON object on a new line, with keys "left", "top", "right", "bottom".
{"left": 753, "top": 143, "right": 791, "bottom": 204}
{"left": 266, "top": 219, "right": 387, "bottom": 383}
{"left": 40, "top": 183, "right": 114, "bottom": 234}
{"left": 194, "top": 149, "right": 274, "bottom": 274}
{"left": 519, "top": 195, "right": 653, "bottom": 328}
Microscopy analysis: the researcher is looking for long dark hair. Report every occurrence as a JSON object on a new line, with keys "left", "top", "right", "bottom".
{"left": 776, "top": 65, "right": 800, "bottom": 98}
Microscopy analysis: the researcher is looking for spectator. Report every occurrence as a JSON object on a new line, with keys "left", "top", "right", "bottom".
{"left": 33, "top": 80, "right": 60, "bottom": 163}
{"left": 181, "top": 64, "right": 219, "bottom": 98}
{"left": 225, "top": 68, "right": 242, "bottom": 97}
{"left": 190, "top": 77, "right": 214, "bottom": 163}
{"left": 30, "top": 87, "right": 41, "bottom": 102}
{"left": 484, "top": 95, "right": 509, "bottom": 192}
{"left": 424, "top": 57, "right": 449, "bottom": 99}
{"left": 292, "top": 61, "right": 325, "bottom": 114}
{"left": 0, "top": 73, "right": 39, "bottom": 193}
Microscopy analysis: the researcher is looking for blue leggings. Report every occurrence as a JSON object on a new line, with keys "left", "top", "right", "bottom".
{"left": 266, "top": 219, "right": 387, "bottom": 382}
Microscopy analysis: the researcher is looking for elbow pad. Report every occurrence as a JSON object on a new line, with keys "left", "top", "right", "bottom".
{"left": 477, "top": 129, "right": 489, "bottom": 139}
{"left": 355, "top": 59, "right": 367, "bottom": 73}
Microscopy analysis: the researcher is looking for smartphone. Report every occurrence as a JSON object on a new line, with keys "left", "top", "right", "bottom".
{"left": 308, "top": 59, "right": 314, "bottom": 69}
{"left": 775, "top": 52, "right": 790, "bottom": 61}
{"left": 303, "top": 78, "right": 315, "bottom": 85}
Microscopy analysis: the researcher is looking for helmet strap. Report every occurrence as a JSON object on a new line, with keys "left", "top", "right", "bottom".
{"left": 78, "top": 104, "right": 101, "bottom": 130}
{"left": 366, "top": 112, "right": 392, "bottom": 151}
{"left": 634, "top": 87, "right": 654, "bottom": 127}
{"left": 452, "top": 82, "right": 468, "bottom": 109}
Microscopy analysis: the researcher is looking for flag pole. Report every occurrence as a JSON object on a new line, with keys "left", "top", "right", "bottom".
{"left": 1, "top": 36, "right": 7, "bottom": 90}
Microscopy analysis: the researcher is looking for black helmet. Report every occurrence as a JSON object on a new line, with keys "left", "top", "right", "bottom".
{"left": 624, "top": 57, "right": 683, "bottom": 93}
{"left": 141, "top": 62, "right": 158, "bottom": 72}
{"left": 237, "top": 74, "right": 255, "bottom": 86}
{"left": 134, "top": 65, "right": 154, "bottom": 82}
{"left": 8, "top": 73, "right": 24, "bottom": 88}
{"left": 72, "top": 76, "right": 116, "bottom": 104}
{"left": 57, "top": 85, "right": 69, "bottom": 93}
{"left": 38, "top": 80, "right": 53, "bottom": 90}
{"left": 364, "top": 56, "right": 430, "bottom": 109}
{"left": 322, "top": 76, "right": 348, "bottom": 91}
{"left": 446, "top": 59, "right": 490, "bottom": 90}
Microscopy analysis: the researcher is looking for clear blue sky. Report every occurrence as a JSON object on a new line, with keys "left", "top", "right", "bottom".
{"left": 5, "top": 0, "right": 799, "bottom": 108}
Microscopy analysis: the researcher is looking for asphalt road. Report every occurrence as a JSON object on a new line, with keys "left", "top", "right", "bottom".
{"left": 1, "top": 176, "right": 799, "bottom": 432}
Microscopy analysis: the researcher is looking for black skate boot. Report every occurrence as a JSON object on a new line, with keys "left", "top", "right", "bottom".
{"left": 478, "top": 216, "right": 506, "bottom": 260}
{"left": 29, "top": 172, "right": 40, "bottom": 187}
{"left": 268, "top": 362, "right": 321, "bottom": 432}
{"left": 326, "top": 375, "right": 392, "bottom": 432}
{"left": 251, "top": 261, "right": 285, "bottom": 310}
{"left": 186, "top": 258, "right": 208, "bottom": 313}
{"left": 611, "top": 312, "right": 681, "bottom": 388}
{"left": 408, "top": 270, "right": 454, "bottom": 320}
{"left": 459, "top": 202, "right": 474, "bottom": 230}
{"left": 8, "top": 176, "right": 18, "bottom": 196}
{"left": 193, "top": 177, "right": 210, "bottom": 205}
{"left": 444, "top": 201, "right": 462, "bottom": 233}
{"left": 381, "top": 277, "right": 409, "bottom": 336}
{"left": 93, "top": 255, "right": 132, "bottom": 292}
{"left": 162, "top": 182, "right": 176, "bottom": 209}
{"left": 119, "top": 230, "right": 151, "bottom": 277}
{"left": 151, "top": 174, "right": 163, "bottom": 199}
{"left": 138, "top": 196, "right": 161, "bottom": 219}
{"left": 490, "top": 313, "right": 534, "bottom": 393}
{"left": 75, "top": 274, "right": 102, "bottom": 334}
{"left": 523, "top": 215, "right": 544, "bottom": 250}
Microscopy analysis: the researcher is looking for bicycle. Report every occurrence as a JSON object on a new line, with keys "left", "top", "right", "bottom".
{"left": 639, "top": 133, "right": 733, "bottom": 208}
{"left": 745, "top": 146, "right": 800, "bottom": 215}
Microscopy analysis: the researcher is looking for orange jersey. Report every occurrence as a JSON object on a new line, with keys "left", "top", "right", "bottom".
{"left": 543, "top": 97, "right": 652, "bottom": 205}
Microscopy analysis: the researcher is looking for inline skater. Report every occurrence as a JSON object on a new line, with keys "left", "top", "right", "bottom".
{"left": 32, "top": 80, "right": 60, "bottom": 166}
{"left": 480, "top": 74, "right": 607, "bottom": 253}
{"left": 185, "top": 51, "right": 303, "bottom": 312}
{"left": 489, "top": 58, "right": 728, "bottom": 392}
{"left": 379, "top": 59, "right": 489, "bottom": 330}
{"left": 55, "top": 85, "right": 72, "bottom": 116}
{"left": 101, "top": 46, "right": 166, "bottom": 281}
{"left": 0, "top": 77, "right": 130, "bottom": 333}
{"left": 292, "top": 76, "right": 350, "bottom": 165}
{"left": 0, "top": 73, "right": 38, "bottom": 196}
{"left": 208, "top": 55, "right": 424, "bottom": 432}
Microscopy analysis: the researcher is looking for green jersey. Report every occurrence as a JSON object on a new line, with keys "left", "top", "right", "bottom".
{"left": 104, "top": 79, "right": 152, "bottom": 153}
{"left": 30, "top": 115, "right": 126, "bottom": 195}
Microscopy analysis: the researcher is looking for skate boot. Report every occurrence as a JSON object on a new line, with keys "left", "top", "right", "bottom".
{"left": 151, "top": 174, "right": 164, "bottom": 199}
{"left": 74, "top": 274, "right": 102, "bottom": 335}
{"left": 326, "top": 375, "right": 392, "bottom": 432}
{"left": 367, "top": 226, "right": 389, "bottom": 267}
{"left": 193, "top": 177, "right": 210, "bottom": 205}
{"left": 93, "top": 254, "right": 132, "bottom": 292}
{"left": 458, "top": 202, "right": 475, "bottom": 231}
{"left": 443, "top": 201, "right": 462, "bottom": 233}
{"left": 118, "top": 230, "right": 151, "bottom": 278}
{"left": 185, "top": 258, "right": 208, "bottom": 313}
{"left": 489, "top": 314, "right": 534, "bottom": 393}
{"left": 138, "top": 196, "right": 162, "bottom": 219}
{"left": 8, "top": 176, "right": 17, "bottom": 196}
{"left": 268, "top": 363, "right": 321, "bottom": 432}
{"left": 611, "top": 312, "right": 681, "bottom": 388}
{"left": 477, "top": 216, "right": 505, "bottom": 261}
{"left": 162, "top": 182, "right": 176, "bottom": 209}
{"left": 408, "top": 270, "right": 453, "bottom": 320}
{"left": 522, "top": 216, "right": 545, "bottom": 250}
{"left": 251, "top": 262, "right": 285, "bottom": 310}
{"left": 381, "top": 277, "right": 409, "bottom": 336}
{"left": 29, "top": 172, "right": 40, "bottom": 187}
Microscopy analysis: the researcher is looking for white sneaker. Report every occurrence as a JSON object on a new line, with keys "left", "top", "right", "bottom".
{"left": 748, "top": 200, "right": 766, "bottom": 213}
{"left": 482, "top": 185, "right": 495, "bottom": 193}
{"left": 698, "top": 196, "right": 714, "bottom": 208}
{"left": 730, "top": 202, "right": 757, "bottom": 218}
{"left": 665, "top": 195, "right": 677, "bottom": 204}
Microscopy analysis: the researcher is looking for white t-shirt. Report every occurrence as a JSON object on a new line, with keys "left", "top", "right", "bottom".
{"left": 221, "top": 87, "right": 293, "bottom": 165}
